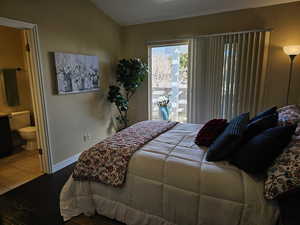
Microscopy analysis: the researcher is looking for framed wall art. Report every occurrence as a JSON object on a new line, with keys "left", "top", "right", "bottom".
{"left": 54, "top": 52, "right": 100, "bottom": 94}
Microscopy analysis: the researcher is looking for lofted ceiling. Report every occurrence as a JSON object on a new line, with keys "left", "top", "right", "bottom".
{"left": 90, "top": 0, "right": 299, "bottom": 25}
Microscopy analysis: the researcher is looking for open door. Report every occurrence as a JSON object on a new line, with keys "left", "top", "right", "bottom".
{"left": 21, "top": 29, "right": 52, "bottom": 173}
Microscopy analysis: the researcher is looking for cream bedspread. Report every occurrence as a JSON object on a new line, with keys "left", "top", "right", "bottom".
{"left": 60, "top": 123, "right": 279, "bottom": 225}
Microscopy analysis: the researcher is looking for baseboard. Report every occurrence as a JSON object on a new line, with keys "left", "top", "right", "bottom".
{"left": 52, "top": 152, "right": 82, "bottom": 173}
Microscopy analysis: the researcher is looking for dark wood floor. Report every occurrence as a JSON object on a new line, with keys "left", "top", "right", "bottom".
{"left": 66, "top": 214, "right": 123, "bottom": 225}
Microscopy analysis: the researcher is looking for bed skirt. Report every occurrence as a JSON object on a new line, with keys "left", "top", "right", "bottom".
{"left": 61, "top": 177, "right": 176, "bottom": 225}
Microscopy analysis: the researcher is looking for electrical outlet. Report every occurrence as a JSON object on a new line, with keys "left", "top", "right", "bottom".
{"left": 83, "top": 134, "right": 87, "bottom": 142}
{"left": 83, "top": 130, "right": 92, "bottom": 142}
{"left": 86, "top": 132, "right": 92, "bottom": 140}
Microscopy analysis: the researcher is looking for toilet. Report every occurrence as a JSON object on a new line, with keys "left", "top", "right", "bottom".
{"left": 9, "top": 111, "right": 37, "bottom": 151}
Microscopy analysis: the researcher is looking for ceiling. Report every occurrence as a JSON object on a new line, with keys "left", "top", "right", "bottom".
{"left": 90, "top": 0, "right": 299, "bottom": 25}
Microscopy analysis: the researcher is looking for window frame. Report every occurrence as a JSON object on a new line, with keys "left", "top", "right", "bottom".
{"left": 147, "top": 41, "right": 191, "bottom": 121}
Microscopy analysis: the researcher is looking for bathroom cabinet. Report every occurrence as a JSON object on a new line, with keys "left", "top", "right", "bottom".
{"left": 0, "top": 114, "right": 13, "bottom": 157}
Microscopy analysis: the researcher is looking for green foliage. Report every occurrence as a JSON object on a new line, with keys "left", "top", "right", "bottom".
{"left": 116, "top": 58, "right": 148, "bottom": 93}
{"left": 107, "top": 86, "right": 128, "bottom": 112}
{"left": 179, "top": 53, "right": 188, "bottom": 71}
{"left": 179, "top": 53, "right": 188, "bottom": 82}
{"left": 108, "top": 58, "right": 148, "bottom": 130}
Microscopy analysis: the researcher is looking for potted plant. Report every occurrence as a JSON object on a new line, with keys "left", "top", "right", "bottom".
{"left": 157, "top": 95, "right": 170, "bottom": 120}
{"left": 108, "top": 58, "right": 148, "bottom": 130}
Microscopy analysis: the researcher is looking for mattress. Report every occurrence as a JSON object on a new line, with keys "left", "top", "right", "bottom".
{"left": 60, "top": 122, "right": 279, "bottom": 225}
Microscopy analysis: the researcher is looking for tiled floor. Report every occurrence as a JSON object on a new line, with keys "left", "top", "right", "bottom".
{"left": 0, "top": 150, "right": 43, "bottom": 195}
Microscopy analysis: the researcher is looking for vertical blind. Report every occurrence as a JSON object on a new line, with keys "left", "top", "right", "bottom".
{"left": 189, "top": 30, "right": 270, "bottom": 123}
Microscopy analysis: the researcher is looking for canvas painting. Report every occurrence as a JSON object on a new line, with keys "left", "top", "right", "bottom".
{"left": 54, "top": 52, "right": 100, "bottom": 94}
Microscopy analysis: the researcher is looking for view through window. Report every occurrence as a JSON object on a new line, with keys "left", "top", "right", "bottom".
{"left": 150, "top": 44, "right": 189, "bottom": 122}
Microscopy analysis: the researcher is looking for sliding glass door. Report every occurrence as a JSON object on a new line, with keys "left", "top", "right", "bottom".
{"left": 149, "top": 43, "right": 189, "bottom": 122}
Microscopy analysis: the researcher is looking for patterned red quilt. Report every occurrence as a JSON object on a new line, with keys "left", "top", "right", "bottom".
{"left": 72, "top": 120, "right": 178, "bottom": 186}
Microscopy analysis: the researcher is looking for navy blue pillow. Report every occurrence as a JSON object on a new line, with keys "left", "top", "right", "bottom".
{"left": 230, "top": 125, "right": 296, "bottom": 174}
{"left": 243, "top": 113, "right": 278, "bottom": 142}
{"left": 250, "top": 106, "right": 277, "bottom": 123}
{"left": 206, "top": 112, "right": 249, "bottom": 162}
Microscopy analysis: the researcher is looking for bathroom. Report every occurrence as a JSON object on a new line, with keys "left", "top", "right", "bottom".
{"left": 0, "top": 25, "right": 42, "bottom": 194}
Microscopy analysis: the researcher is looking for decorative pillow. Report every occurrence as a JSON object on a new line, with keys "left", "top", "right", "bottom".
{"left": 265, "top": 106, "right": 300, "bottom": 200}
{"left": 206, "top": 112, "right": 249, "bottom": 162}
{"left": 265, "top": 144, "right": 300, "bottom": 200}
{"left": 231, "top": 125, "right": 296, "bottom": 174}
{"left": 243, "top": 113, "right": 278, "bottom": 142}
{"left": 278, "top": 105, "right": 300, "bottom": 126}
{"left": 195, "top": 119, "right": 228, "bottom": 147}
{"left": 250, "top": 106, "right": 277, "bottom": 123}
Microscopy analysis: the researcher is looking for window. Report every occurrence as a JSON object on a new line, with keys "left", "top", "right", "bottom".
{"left": 149, "top": 44, "right": 189, "bottom": 122}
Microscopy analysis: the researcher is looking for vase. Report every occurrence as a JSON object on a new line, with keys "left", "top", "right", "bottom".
{"left": 159, "top": 106, "right": 170, "bottom": 120}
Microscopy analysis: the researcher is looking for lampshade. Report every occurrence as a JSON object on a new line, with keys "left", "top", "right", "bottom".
{"left": 283, "top": 45, "right": 300, "bottom": 56}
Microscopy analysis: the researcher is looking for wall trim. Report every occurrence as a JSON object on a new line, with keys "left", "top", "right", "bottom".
{"left": 52, "top": 152, "right": 81, "bottom": 173}
{"left": 0, "top": 17, "right": 35, "bottom": 29}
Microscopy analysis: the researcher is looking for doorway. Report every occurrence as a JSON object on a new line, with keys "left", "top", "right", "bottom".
{"left": 148, "top": 43, "right": 189, "bottom": 122}
{"left": 0, "top": 17, "right": 52, "bottom": 194}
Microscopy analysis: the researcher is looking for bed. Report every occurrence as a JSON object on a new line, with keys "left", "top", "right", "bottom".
{"left": 60, "top": 122, "right": 279, "bottom": 225}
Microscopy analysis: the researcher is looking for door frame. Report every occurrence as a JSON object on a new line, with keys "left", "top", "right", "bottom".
{"left": 147, "top": 40, "right": 191, "bottom": 121}
{"left": 0, "top": 17, "right": 53, "bottom": 173}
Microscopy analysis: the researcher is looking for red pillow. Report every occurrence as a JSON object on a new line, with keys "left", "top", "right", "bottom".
{"left": 195, "top": 119, "right": 228, "bottom": 147}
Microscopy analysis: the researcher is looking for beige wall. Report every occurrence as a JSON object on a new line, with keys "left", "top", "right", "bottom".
{"left": 0, "top": 25, "right": 33, "bottom": 114}
{"left": 0, "top": 0, "right": 121, "bottom": 164}
{"left": 122, "top": 1, "right": 300, "bottom": 123}
{"left": 1, "top": 0, "right": 300, "bottom": 165}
